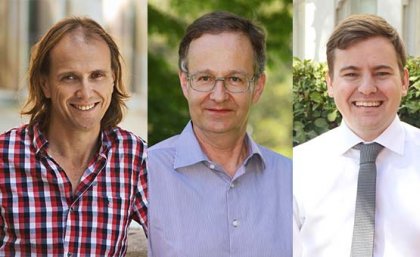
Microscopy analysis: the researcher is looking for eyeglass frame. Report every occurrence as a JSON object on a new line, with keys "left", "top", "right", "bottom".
{"left": 185, "top": 71, "right": 258, "bottom": 93}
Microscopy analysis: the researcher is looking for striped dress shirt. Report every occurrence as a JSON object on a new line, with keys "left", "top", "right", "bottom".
{"left": 148, "top": 122, "right": 292, "bottom": 257}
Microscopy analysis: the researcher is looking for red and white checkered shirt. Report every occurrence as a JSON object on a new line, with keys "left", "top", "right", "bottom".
{"left": 0, "top": 123, "right": 148, "bottom": 256}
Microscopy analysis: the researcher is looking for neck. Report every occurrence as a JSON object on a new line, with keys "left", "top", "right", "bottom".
{"left": 45, "top": 124, "right": 101, "bottom": 167}
{"left": 193, "top": 125, "right": 248, "bottom": 177}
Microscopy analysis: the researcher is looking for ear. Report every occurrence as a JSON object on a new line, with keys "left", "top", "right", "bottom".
{"left": 179, "top": 71, "right": 189, "bottom": 100}
{"left": 40, "top": 76, "right": 51, "bottom": 98}
{"left": 251, "top": 73, "right": 266, "bottom": 104}
{"left": 401, "top": 68, "right": 409, "bottom": 96}
{"left": 326, "top": 72, "right": 334, "bottom": 97}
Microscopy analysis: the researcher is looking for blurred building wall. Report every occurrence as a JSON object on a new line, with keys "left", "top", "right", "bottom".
{"left": 293, "top": 0, "right": 420, "bottom": 62}
{"left": 0, "top": 0, "right": 147, "bottom": 138}
{"left": 0, "top": 0, "right": 146, "bottom": 97}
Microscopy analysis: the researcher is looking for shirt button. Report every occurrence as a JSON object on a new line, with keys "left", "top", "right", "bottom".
{"left": 232, "top": 219, "right": 240, "bottom": 227}
{"left": 230, "top": 183, "right": 235, "bottom": 188}
{"left": 209, "top": 164, "right": 215, "bottom": 169}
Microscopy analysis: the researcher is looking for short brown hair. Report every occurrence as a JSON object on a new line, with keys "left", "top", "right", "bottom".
{"left": 23, "top": 16, "right": 129, "bottom": 131}
{"left": 326, "top": 14, "right": 406, "bottom": 77}
{"left": 178, "top": 11, "right": 266, "bottom": 76}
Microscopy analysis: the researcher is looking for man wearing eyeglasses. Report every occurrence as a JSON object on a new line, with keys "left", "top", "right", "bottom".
{"left": 147, "top": 11, "right": 292, "bottom": 257}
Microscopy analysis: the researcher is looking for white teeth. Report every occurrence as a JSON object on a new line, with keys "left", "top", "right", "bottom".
{"left": 354, "top": 101, "right": 381, "bottom": 107}
{"left": 75, "top": 104, "right": 95, "bottom": 111}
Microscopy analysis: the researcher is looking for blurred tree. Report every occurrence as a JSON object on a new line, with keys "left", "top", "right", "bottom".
{"left": 148, "top": 0, "right": 292, "bottom": 157}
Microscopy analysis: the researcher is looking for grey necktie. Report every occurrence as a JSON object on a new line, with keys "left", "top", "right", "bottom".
{"left": 351, "top": 142, "right": 384, "bottom": 257}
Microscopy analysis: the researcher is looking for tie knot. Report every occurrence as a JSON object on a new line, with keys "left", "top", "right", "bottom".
{"left": 355, "top": 142, "right": 384, "bottom": 164}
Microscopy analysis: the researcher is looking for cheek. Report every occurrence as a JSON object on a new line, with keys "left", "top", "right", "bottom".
{"left": 102, "top": 84, "right": 115, "bottom": 99}
{"left": 235, "top": 95, "right": 253, "bottom": 111}
{"left": 187, "top": 91, "right": 207, "bottom": 106}
{"left": 332, "top": 82, "right": 354, "bottom": 99}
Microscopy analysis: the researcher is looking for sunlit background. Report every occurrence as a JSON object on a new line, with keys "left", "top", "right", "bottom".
{"left": 0, "top": 2, "right": 148, "bottom": 254}
{"left": 293, "top": 0, "right": 420, "bottom": 62}
{"left": 147, "top": 0, "right": 293, "bottom": 157}
{"left": 0, "top": 0, "right": 147, "bottom": 139}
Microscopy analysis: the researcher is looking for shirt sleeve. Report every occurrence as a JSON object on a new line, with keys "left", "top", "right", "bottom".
{"left": 131, "top": 140, "right": 148, "bottom": 236}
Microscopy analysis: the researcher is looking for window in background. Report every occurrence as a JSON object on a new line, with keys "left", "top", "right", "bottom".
{"left": 403, "top": 0, "right": 420, "bottom": 56}
{"left": 293, "top": 0, "right": 306, "bottom": 59}
{"left": 336, "top": 0, "right": 377, "bottom": 24}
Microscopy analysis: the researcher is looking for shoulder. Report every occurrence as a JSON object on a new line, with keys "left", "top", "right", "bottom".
{"left": 0, "top": 124, "right": 31, "bottom": 148}
{"left": 294, "top": 127, "right": 339, "bottom": 156}
{"left": 148, "top": 135, "right": 180, "bottom": 163}
{"left": 105, "top": 127, "right": 147, "bottom": 164}
{"left": 149, "top": 134, "right": 179, "bottom": 151}
{"left": 148, "top": 135, "right": 180, "bottom": 156}
{"left": 257, "top": 144, "right": 291, "bottom": 172}
{"left": 402, "top": 122, "right": 420, "bottom": 148}
{"left": 402, "top": 122, "right": 420, "bottom": 138}
{"left": 0, "top": 125, "right": 32, "bottom": 167}
{"left": 106, "top": 126, "right": 146, "bottom": 148}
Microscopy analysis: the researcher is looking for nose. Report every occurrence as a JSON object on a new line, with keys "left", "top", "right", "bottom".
{"left": 76, "top": 79, "right": 94, "bottom": 99}
{"left": 209, "top": 80, "right": 228, "bottom": 102}
{"left": 358, "top": 74, "right": 377, "bottom": 95}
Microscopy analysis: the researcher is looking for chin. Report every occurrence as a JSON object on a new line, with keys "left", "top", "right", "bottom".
{"left": 77, "top": 122, "right": 101, "bottom": 131}
{"left": 205, "top": 124, "right": 240, "bottom": 134}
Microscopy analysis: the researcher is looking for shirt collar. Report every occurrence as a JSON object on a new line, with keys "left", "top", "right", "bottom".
{"left": 338, "top": 115, "right": 404, "bottom": 155}
{"left": 174, "top": 121, "right": 208, "bottom": 169}
{"left": 244, "top": 133, "right": 266, "bottom": 169}
{"left": 31, "top": 122, "right": 112, "bottom": 157}
{"left": 99, "top": 128, "right": 113, "bottom": 156}
{"left": 374, "top": 116, "right": 405, "bottom": 155}
{"left": 31, "top": 123, "right": 49, "bottom": 155}
{"left": 173, "top": 121, "right": 265, "bottom": 170}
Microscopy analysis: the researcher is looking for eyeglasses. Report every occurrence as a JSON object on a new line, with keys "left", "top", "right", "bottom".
{"left": 186, "top": 72, "right": 256, "bottom": 93}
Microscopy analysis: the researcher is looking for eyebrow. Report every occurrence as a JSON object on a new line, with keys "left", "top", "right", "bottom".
{"left": 339, "top": 65, "right": 360, "bottom": 73}
{"left": 191, "top": 69, "right": 249, "bottom": 75}
{"left": 56, "top": 69, "right": 109, "bottom": 77}
{"left": 339, "top": 64, "right": 393, "bottom": 73}
{"left": 372, "top": 65, "right": 393, "bottom": 70}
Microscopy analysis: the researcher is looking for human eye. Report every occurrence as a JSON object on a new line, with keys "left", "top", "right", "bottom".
{"left": 60, "top": 74, "right": 78, "bottom": 83}
{"left": 227, "top": 75, "right": 247, "bottom": 88}
{"left": 343, "top": 72, "right": 357, "bottom": 78}
{"left": 376, "top": 71, "right": 391, "bottom": 78}
{"left": 90, "top": 71, "right": 106, "bottom": 80}
{"left": 341, "top": 72, "right": 360, "bottom": 80}
{"left": 194, "top": 74, "right": 214, "bottom": 84}
{"left": 228, "top": 76, "right": 244, "bottom": 83}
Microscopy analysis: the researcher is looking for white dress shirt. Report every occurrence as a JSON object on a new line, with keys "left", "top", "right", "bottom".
{"left": 293, "top": 116, "right": 420, "bottom": 257}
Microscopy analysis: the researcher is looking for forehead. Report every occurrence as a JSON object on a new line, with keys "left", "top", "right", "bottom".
{"left": 48, "top": 30, "right": 111, "bottom": 67}
{"left": 333, "top": 36, "right": 398, "bottom": 69}
{"left": 189, "top": 31, "right": 252, "bottom": 52}
{"left": 187, "top": 32, "right": 254, "bottom": 72}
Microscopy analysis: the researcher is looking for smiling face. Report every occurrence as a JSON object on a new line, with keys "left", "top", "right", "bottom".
{"left": 327, "top": 36, "right": 408, "bottom": 141}
{"left": 179, "top": 32, "right": 265, "bottom": 138}
{"left": 42, "top": 30, "right": 114, "bottom": 135}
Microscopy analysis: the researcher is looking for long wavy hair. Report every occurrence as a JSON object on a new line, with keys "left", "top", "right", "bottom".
{"left": 22, "top": 16, "right": 129, "bottom": 131}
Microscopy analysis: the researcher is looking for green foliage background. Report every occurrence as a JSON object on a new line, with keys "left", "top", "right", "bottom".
{"left": 293, "top": 57, "right": 420, "bottom": 146}
{"left": 148, "top": 0, "right": 293, "bottom": 157}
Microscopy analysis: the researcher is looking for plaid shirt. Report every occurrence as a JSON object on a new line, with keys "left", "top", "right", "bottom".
{"left": 0, "top": 123, "right": 148, "bottom": 256}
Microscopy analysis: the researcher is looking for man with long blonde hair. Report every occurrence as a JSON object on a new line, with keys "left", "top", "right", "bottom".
{"left": 0, "top": 17, "right": 147, "bottom": 256}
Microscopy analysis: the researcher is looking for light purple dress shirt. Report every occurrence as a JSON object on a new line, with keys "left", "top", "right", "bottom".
{"left": 148, "top": 122, "right": 292, "bottom": 257}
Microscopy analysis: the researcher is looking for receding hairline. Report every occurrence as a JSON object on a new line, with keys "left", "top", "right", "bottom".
{"left": 62, "top": 26, "right": 107, "bottom": 45}
{"left": 182, "top": 30, "right": 259, "bottom": 72}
